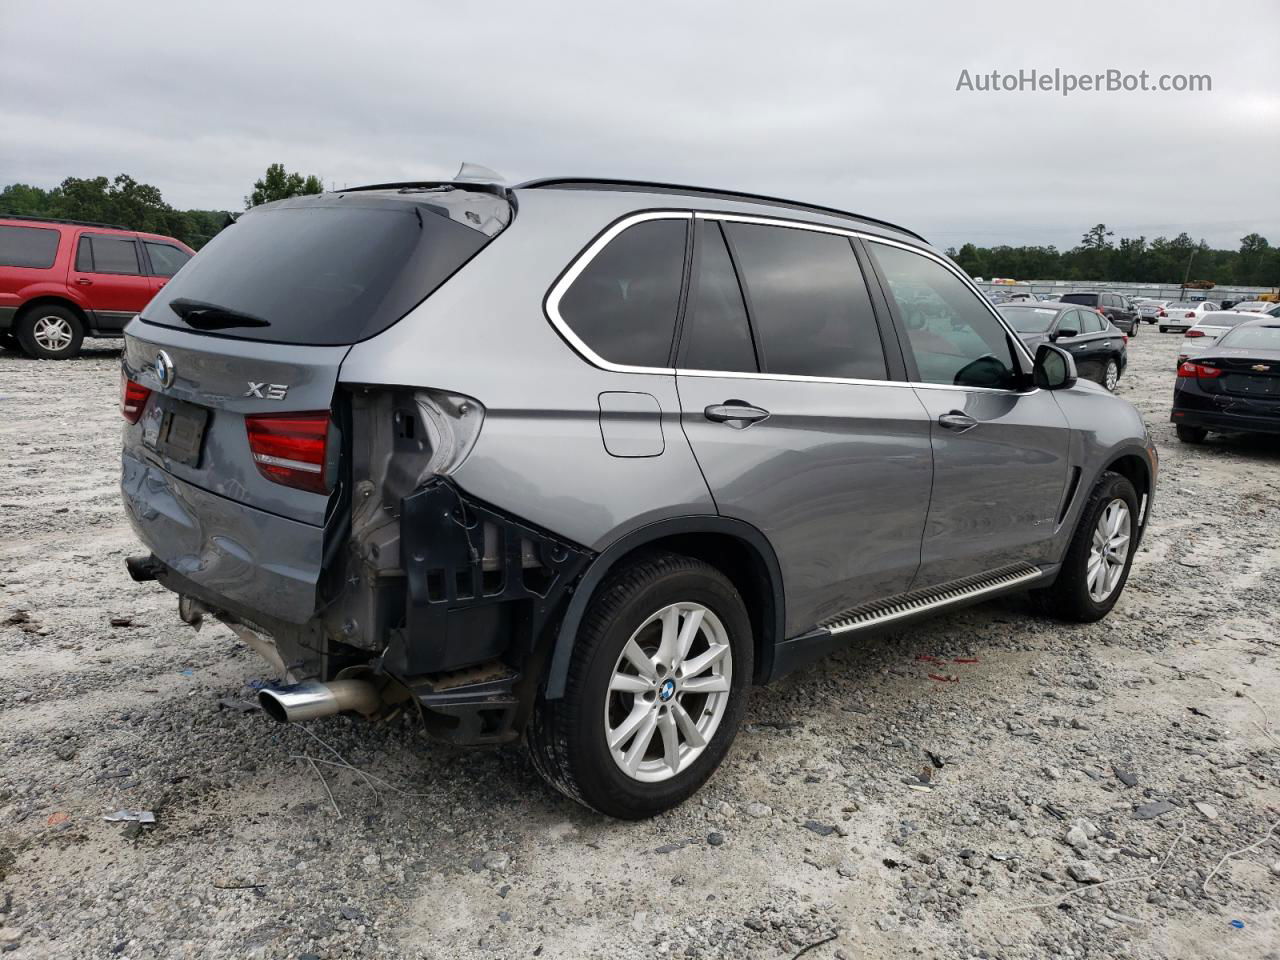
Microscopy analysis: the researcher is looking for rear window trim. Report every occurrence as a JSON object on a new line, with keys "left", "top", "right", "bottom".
{"left": 546, "top": 209, "right": 1020, "bottom": 388}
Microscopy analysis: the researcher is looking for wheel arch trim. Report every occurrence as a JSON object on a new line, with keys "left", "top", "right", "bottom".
{"left": 543, "top": 515, "right": 785, "bottom": 700}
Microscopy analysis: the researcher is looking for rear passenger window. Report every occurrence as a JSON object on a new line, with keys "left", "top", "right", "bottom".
{"left": 0, "top": 225, "right": 59, "bottom": 269}
{"left": 1080, "top": 310, "right": 1105, "bottom": 334}
{"left": 557, "top": 218, "right": 687, "bottom": 368}
{"left": 871, "top": 241, "right": 1020, "bottom": 390}
{"left": 144, "top": 242, "right": 191, "bottom": 277}
{"left": 723, "top": 223, "right": 886, "bottom": 380}
{"left": 681, "top": 222, "right": 757, "bottom": 372}
{"left": 79, "top": 236, "right": 142, "bottom": 275}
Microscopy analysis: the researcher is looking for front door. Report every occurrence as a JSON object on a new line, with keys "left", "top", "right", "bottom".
{"left": 865, "top": 239, "right": 1072, "bottom": 586}
{"left": 70, "top": 232, "right": 153, "bottom": 331}
{"left": 675, "top": 218, "right": 934, "bottom": 636}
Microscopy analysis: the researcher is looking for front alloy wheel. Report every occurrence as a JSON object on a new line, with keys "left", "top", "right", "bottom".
{"left": 1087, "top": 499, "right": 1131, "bottom": 602}
{"left": 605, "top": 602, "right": 732, "bottom": 782}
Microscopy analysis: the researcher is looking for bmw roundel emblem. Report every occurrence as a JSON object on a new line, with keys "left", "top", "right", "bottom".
{"left": 154, "top": 350, "right": 175, "bottom": 388}
{"left": 659, "top": 678, "right": 676, "bottom": 702}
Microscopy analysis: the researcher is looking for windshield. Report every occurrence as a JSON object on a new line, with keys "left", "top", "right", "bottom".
{"left": 140, "top": 193, "right": 506, "bottom": 345}
{"left": 1199, "top": 314, "right": 1250, "bottom": 328}
{"left": 1218, "top": 325, "right": 1280, "bottom": 350}
{"left": 1167, "top": 301, "right": 1198, "bottom": 310}
{"left": 997, "top": 306, "right": 1058, "bottom": 333}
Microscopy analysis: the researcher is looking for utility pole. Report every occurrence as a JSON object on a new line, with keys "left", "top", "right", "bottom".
{"left": 1180, "top": 247, "right": 1197, "bottom": 300}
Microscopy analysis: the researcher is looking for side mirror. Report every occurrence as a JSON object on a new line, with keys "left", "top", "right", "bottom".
{"left": 1054, "top": 326, "right": 1078, "bottom": 340}
{"left": 1034, "top": 343, "right": 1077, "bottom": 390}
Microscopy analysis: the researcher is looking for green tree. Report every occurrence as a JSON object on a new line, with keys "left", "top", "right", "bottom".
{"left": 246, "top": 163, "right": 324, "bottom": 208}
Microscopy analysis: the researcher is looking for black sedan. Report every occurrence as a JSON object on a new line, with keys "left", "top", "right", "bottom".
{"left": 997, "top": 301, "right": 1129, "bottom": 391}
{"left": 1172, "top": 318, "right": 1280, "bottom": 443}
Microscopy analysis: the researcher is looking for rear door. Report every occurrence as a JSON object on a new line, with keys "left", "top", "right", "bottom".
{"left": 70, "top": 232, "right": 155, "bottom": 329}
{"left": 864, "top": 239, "right": 1071, "bottom": 585}
{"left": 675, "top": 216, "right": 934, "bottom": 635}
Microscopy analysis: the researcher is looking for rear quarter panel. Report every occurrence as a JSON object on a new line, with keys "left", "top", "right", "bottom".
{"left": 337, "top": 190, "right": 717, "bottom": 551}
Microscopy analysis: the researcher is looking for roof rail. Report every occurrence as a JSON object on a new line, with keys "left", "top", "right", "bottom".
{"left": 515, "top": 177, "right": 928, "bottom": 244}
{"left": 0, "top": 213, "right": 131, "bottom": 231}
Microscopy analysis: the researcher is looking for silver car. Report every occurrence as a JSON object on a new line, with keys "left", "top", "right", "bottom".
{"left": 119, "top": 176, "right": 1157, "bottom": 818}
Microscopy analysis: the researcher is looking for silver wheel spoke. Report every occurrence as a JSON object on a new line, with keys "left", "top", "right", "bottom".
{"left": 657, "top": 710, "right": 680, "bottom": 774}
{"left": 654, "top": 606, "right": 682, "bottom": 666}
{"left": 621, "top": 638, "right": 658, "bottom": 681}
{"left": 671, "top": 702, "right": 706, "bottom": 747}
{"left": 1087, "top": 499, "right": 1132, "bottom": 602}
{"left": 681, "top": 642, "right": 728, "bottom": 679}
{"left": 680, "top": 674, "right": 730, "bottom": 694}
{"left": 609, "top": 672, "right": 651, "bottom": 694}
{"left": 622, "top": 712, "right": 658, "bottom": 773}
{"left": 609, "top": 702, "right": 650, "bottom": 750}
{"left": 672, "top": 607, "right": 704, "bottom": 666}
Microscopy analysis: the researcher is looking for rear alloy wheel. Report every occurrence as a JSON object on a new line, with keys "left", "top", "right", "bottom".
{"left": 528, "top": 552, "right": 752, "bottom": 819}
{"left": 16, "top": 305, "right": 84, "bottom": 359}
{"left": 1032, "top": 470, "right": 1139, "bottom": 622}
{"left": 1176, "top": 424, "right": 1208, "bottom": 444}
{"left": 1103, "top": 358, "right": 1120, "bottom": 392}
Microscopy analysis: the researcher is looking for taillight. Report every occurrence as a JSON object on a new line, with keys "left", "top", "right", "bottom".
{"left": 1158, "top": 308, "right": 1166, "bottom": 317}
{"left": 1122, "top": 334, "right": 1129, "bottom": 344}
{"left": 244, "top": 412, "right": 331, "bottom": 494}
{"left": 1176, "top": 361, "right": 1222, "bottom": 379}
{"left": 1096, "top": 308, "right": 1106, "bottom": 316}
{"left": 120, "top": 372, "right": 151, "bottom": 424}
{"left": 1185, "top": 312, "right": 1196, "bottom": 318}
{"left": 1185, "top": 329, "right": 1205, "bottom": 338}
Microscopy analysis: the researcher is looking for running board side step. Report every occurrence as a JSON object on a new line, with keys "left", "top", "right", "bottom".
{"left": 821, "top": 562, "right": 1042, "bottom": 635}
{"left": 765, "top": 562, "right": 1044, "bottom": 683}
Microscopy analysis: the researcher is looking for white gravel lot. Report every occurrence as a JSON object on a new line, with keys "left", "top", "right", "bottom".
{"left": 0, "top": 329, "right": 1277, "bottom": 960}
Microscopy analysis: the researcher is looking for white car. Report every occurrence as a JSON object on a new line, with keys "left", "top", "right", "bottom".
{"left": 1182, "top": 310, "right": 1257, "bottom": 345}
{"left": 1159, "top": 300, "right": 1220, "bottom": 333}
{"left": 1230, "top": 300, "right": 1275, "bottom": 314}
{"left": 1137, "top": 300, "right": 1171, "bottom": 323}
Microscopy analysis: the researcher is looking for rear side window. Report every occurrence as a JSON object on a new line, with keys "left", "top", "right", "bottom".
{"left": 78, "top": 235, "right": 142, "bottom": 275}
{"left": 558, "top": 218, "right": 687, "bottom": 368}
{"left": 142, "top": 198, "right": 499, "bottom": 345}
{"left": 724, "top": 222, "right": 886, "bottom": 380}
{"left": 1080, "top": 310, "right": 1106, "bottom": 333}
{"left": 0, "top": 225, "right": 59, "bottom": 269}
{"left": 681, "top": 222, "right": 757, "bottom": 373}
{"left": 145, "top": 242, "right": 191, "bottom": 277}
{"left": 871, "top": 241, "right": 1019, "bottom": 390}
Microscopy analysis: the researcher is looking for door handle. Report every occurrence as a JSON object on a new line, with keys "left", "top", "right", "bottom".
{"left": 704, "top": 402, "right": 770, "bottom": 426}
{"left": 75, "top": 278, "right": 93, "bottom": 285}
{"left": 938, "top": 411, "right": 978, "bottom": 432}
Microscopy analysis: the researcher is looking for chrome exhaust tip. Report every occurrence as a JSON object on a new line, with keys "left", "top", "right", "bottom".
{"left": 258, "top": 679, "right": 381, "bottom": 723}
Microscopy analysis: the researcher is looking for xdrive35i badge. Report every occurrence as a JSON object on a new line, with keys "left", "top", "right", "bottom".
{"left": 244, "top": 381, "right": 289, "bottom": 400}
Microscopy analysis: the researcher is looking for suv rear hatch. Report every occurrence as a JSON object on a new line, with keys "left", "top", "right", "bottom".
{"left": 121, "top": 186, "right": 511, "bottom": 625}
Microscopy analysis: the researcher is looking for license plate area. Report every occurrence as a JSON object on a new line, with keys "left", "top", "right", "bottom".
{"left": 143, "top": 396, "right": 210, "bottom": 467}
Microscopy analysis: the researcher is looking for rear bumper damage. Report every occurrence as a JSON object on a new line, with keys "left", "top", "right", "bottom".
{"left": 126, "top": 478, "right": 593, "bottom": 746}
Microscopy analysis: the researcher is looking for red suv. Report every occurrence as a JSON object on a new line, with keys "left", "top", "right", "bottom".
{"left": 0, "top": 216, "right": 194, "bottom": 359}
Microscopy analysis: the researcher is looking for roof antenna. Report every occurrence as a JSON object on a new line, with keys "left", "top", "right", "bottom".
{"left": 455, "top": 162, "right": 506, "bottom": 183}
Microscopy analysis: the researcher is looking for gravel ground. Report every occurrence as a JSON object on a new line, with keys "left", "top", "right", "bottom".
{"left": 1, "top": 330, "right": 1277, "bottom": 960}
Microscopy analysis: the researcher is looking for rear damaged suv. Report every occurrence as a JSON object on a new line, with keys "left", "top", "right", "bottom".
{"left": 123, "top": 177, "right": 1156, "bottom": 818}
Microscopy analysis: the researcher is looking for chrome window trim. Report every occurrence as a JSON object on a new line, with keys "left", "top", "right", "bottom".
{"left": 546, "top": 208, "right": 1035, "bottom": 392}
{"left": 544, "top": 210, "right": 691, "bottom": 375}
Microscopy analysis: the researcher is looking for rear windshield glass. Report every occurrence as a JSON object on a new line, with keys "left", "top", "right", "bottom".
{"left": 0, "top": 224, "right": 59, "bottom": 269}
{"left": 1218, "top": 326, "right": 1280, "bottom": 349}
{"left": 1059, "top": 293, "right": 1099, "bottom": 306}
{"left": 1201, "top": 314, "right": 1251, "bottom": 327}
{"left": 997, "top": 306, "right": 1058, "bottom": 333}
{"left": 1167, "top": 301, "right": 1198, "bottom": 309}
{"left": 140, "top": 196, "right": 500, "bottom": 345}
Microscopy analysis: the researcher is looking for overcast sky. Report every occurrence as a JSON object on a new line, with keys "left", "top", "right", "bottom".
{"left": 2, "top": 0, "right": 1277, "bottom": 250}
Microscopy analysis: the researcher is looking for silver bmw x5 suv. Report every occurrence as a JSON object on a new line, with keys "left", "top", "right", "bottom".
{"left": 120, "top": 175, "right": 1157, "bottom": 818}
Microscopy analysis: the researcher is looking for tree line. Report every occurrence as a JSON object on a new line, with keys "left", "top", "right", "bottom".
{"left": 947, "top": 224, "right": 1278, "bottom": 288}
{"left": 0, "top": 164, "right": 323, "bottom": 250}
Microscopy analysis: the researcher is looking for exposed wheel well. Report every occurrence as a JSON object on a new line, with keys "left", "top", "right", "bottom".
{"left": 1103, "top": 453, "right": 1151, "bottom": 512}
{"left": 620, "top": 533, "right": 777, "bottom": 683}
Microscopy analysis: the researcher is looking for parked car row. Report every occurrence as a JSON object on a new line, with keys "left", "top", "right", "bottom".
{"left": 0, "top": 216, "right": 194, "bottom": 359}
{"left": 997, "top": 300, "right": 1128, "bottom": 391}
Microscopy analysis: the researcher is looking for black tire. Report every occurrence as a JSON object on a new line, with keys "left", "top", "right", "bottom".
{"left": 1032, "top": 471, "right": 1139, "bottom": 623}
{"left": 15, "top": 305, "right": 84, "bottom": 359}
{"left": 1159, "top": 326, "right": 1168, "bottom": 333}
{"left": 528, "top": 552, "right": 753, "bottom": 819}
{"left": 1102, "top": 358, "right": 1120, "bottom": 392}
{"left": 1128, "top": 323, "right": 1138, "bottom": 337}
{"left": 0, "top": 332, "right": 21, "bottom": 353}
{"left": 1176, "top": 424, "right": 1208, "bottom": 444}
